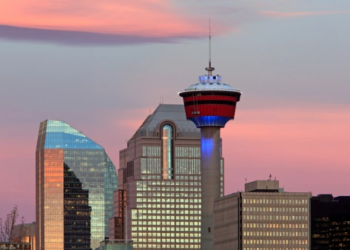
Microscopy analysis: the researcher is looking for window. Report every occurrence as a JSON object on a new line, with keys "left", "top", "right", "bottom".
{"left": 162, "top": 125, "right": 173, "bottom": 179}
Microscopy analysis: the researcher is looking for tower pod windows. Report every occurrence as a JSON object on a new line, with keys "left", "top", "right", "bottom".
{"left": 162, "top": 124, "right": 173, "bottom": 179}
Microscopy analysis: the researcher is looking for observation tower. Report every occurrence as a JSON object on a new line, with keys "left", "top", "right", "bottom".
{"left": 178, "top": 45, "right": 241, "bottom": 250}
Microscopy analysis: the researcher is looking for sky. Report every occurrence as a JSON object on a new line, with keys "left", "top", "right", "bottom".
{"left": 1, "top": 0, "right": 350, "bottom": 222}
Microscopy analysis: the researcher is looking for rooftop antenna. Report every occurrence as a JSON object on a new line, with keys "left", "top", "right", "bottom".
{"left": 205, "top": 19, "right": 215, "bottom": 76}
{"left": 269, "top": 174, "right": 272, "bottom": 181}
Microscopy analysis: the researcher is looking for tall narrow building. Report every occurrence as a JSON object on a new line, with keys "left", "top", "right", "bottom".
{"left": 109, "top": 104, "right": 225, "bottom": 250}
{"left": 36, "top": 120, "right": 117, "bottom": 250}
{"left": 179, "top": 57, "right": 241, "bottom": 250}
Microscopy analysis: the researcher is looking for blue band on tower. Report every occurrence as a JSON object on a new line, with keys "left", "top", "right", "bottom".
{"left": 188, "top": 116, "right": 232, "bottom": 128}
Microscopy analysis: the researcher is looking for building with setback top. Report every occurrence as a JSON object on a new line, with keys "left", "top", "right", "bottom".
{"left": 214, "top": 180, "right": 311, "bottom": 250}
{"left": 36, "top": 120, "right": 117, "bottom": 250}
{"left": 109, "top": 104, "right": 225, "bottom": 250}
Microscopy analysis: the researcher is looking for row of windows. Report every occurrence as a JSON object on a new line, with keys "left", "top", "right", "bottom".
{"left": 243, "top": 199, "right": 308, "bottom": 205}
{"left": 137, "top": 187, "right": 201, "bottom": 192}
{"left": 141, "top": 175, "right": 162, "bottom": 180}
{"left": 138, "top": 180, "right": 201, "bottom": 187}
{"left": 244, "top": 215, "right": 308, "bottom": 221}
{"left": 138, "top": 182, "right": 201, "bottom": 188}
{"left": 243, "top": 207, "right": 308, "bottom": 213}
{"left": 137, "top": 192, "right": 201, "bottom": 197}
{"left": 136, "top": 238, "right": 200, "bottom": 243}
{"left": 134, "top": 244, "right": 200, "bottom": 249}
{"left": 133, "top": 233, "right": 200, "bottom": 237}
{"left": 175, "top": 147, "right": 201, "bottom": 158}
{"left": 244, "top": 223, "right": 308, "bottom": 229}
{"left": 175, "top": 159, "right": 201, "bottom": 175}
{"left": 132, "top": 227, "right": 200, "bottom": 232}
{"left": 137, "top": 198, "right": 201, "bottom": 203}
{"left": 184, "top": 100, "right": 236, "bottom": 106}
{"left": 136, "top": 204, "right": 200, "bottom": 209}
{"left": 244, "top": 231, "right": 308, "bottom": 237}
{"left": 134, "top": 216, "right": 200, "bottom": 221}
{"left": 141, "top": 158, "right": 161, "bottom": 174}
{"left": 136, "top": 204, "right": 202, "bottom": 210}
{"left": 140, "top": 175, "right": 202, "bottom": 180}
{"left": 142, "top": 146, "right": 201, "bottom": 158}
{"left": 137, "top": 180, "right": 202, "bottom": 187}
{"left": 137, "top": 192, "right": 201, "bottom": 198}
{"left": 132, "top": 209, "right": 201, "bottom": 216}
{"left": 142, "top": 146, "right": 161, "bottom": 157}
{"left": 243, "top": 239, "right": 308, "bottom": 245}
{"left": 132, "top": 221, "right": 201, "bottom": 226}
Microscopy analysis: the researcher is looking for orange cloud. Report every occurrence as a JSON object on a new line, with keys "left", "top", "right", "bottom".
{"left": 261, "top": 10, "right": 350, "bottom": 18}
{"left": 0, "top": 0, "right": 221, "bottom": 38}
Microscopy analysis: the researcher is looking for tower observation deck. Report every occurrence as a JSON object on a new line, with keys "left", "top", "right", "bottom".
{"left": 179, "top": 63, "right": 241, "bottom": 250}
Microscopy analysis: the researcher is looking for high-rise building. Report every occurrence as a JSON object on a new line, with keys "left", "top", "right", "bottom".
{"left": 311, "top": 194, "right": 350, "bottom": 249}
{"left": 179, "top": 55, "right": 241, "bottom": 250}
{"left": 36, "top": 120, "right": 117, "bottom": 250}
{"left": 109, "top": 104, "right": 225, "bottom": 250}
{"left": 213, "top": 180, "right": 311, "bottom": 250}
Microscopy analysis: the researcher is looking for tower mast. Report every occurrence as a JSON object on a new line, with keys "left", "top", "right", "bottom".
{"left": 205, "top": 19, "right": 215, "bottom": 76}
{"left": 179, "top": 25, "right": 242, "bottom": 250}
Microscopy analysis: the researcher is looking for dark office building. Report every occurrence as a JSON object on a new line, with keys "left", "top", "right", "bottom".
{"left": 64, "top": 164, "right": 91, "bottom": 250}
{"left": 311, "top": 194, "right": 350, "bottom": 249}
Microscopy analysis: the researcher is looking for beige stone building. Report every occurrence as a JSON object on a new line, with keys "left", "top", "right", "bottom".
{"left": 109, "top": 104, "right": 224, "bottom": 250}
{"left": 214, "top": 180, "right": 311, "bottom": 250}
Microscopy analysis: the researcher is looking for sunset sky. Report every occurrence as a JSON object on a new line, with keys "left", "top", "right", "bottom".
{"left": 1, "top": 0, "right": 350, "bottom": 222}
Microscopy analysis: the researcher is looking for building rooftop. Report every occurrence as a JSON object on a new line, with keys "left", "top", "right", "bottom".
{"left": 245, "top": 180, "right": 280, "bottom": 192}
{"left": 179, "top": 75, "right": 241, "bottom": 94}
{"left": 130, "top": 104, "right": 200, "bottom": 140}
{"left": 38, "top": 119, "right": 103, "bottom": 150}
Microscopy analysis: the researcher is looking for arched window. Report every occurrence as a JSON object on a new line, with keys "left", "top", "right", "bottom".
{"left": 162, "top": 125, "right": 173, "bottom": 179}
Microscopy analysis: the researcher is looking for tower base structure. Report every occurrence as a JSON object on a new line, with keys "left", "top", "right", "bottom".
{"left": 200, "top": 127, "right": 221, "bottom": 250}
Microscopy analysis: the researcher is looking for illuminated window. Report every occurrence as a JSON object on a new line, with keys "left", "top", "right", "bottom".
{"left": 162, "top": 125, "right": 173, "bottom": 179}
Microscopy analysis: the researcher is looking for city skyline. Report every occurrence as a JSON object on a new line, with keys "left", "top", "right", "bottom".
{"left": 1, "top": 0, "right": 350, "bottom": 224}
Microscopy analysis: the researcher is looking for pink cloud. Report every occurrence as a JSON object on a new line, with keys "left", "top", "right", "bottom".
{"left": 261, "top": 10, "right": 350, "bottom": 18}
{"left": 222, "top": 106, "right": 350, "bottom": 195}
{"left": 0, "top": 0, "right": 225, "bottom": 38}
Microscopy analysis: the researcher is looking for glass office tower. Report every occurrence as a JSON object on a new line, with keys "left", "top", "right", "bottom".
{"left": 36, "top": 120, "right": 117, "bottom": 250}
{"left": 109, "top": 104, "right": 225, "bottom": 250}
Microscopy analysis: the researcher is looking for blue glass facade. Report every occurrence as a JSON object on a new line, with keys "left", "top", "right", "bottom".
{"left": 36, "top": 120, "right": 117, "bottom": 250}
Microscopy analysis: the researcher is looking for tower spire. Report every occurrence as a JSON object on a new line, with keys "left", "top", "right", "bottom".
{"left": 205, "top": 19, "right": 215, "bottom": 76}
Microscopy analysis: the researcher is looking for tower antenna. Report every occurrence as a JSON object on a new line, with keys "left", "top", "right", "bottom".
{"left": 209, "top": 18, "right": 211, "bottom": 68}
{"left": 205, "top": 18, "right": 215, "bottom": 75}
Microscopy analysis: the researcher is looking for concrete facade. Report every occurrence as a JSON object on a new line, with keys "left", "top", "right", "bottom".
{"left": 200, "top": 127, "right": 221, "bottom": 250}
{"left": 214, "top": 180, "right": 311, "bottom": 250}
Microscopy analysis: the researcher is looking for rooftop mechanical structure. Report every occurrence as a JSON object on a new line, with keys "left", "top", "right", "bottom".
{"left": 179, "top": 54, "right": 241, "bottom": 250}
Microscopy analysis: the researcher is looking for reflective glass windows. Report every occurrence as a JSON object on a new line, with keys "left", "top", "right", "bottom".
{"left": 36, "top": 120, "right": 117, "bottom": 250}
{"left": 162, "top": 125, "right": 173, "bottom": 179}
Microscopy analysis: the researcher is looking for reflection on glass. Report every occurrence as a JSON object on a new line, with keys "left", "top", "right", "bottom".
{"left": 162, "top": 125, "right": 173, "bottom": 179}
{"left": 36, "top": 120, "right": 117, "bottom": 250}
